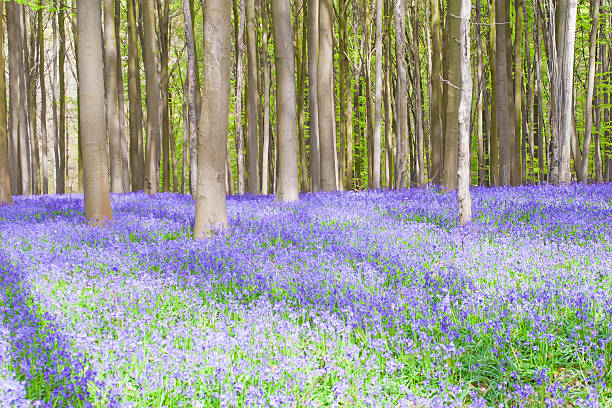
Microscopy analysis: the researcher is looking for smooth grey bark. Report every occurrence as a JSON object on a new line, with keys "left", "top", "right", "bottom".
{"left": 272, "top": 0, "right": 299, "bottom": 201}
{"left": 373, "top": 0, "right": 383, "bottom": 189}
{"left": 38, "top": 6, "right": 49, "bottom": 194}
{"left": 580, "top": 0, "right": 600, "bottom": 183}
{"left": 394, "top": 0, "right": 409, "bottom": 188}
{"left": 412, "top": 0, "right": 425, "bottom": 186}
{"left": 115, "top": 0, "right": 130, "bottom": 192}
{"left": 183, "top": 0, "right": 199, "bottom": 195}
{"left": 142, "top": 0, "right": 161, "bottom": 194}
{"left": 0, "top": 1, "right": 11, "bottom": 205}
{"left": 58, "top": 0, "right": 66, "bottom": 193}
{"left": 318, "top": 0, "right": 336, "bottom": 191}
{"left": 246, "top": 0, "right": 259, "bottom": 194}
{"left": 429, "top": 0, "right": 443, "bottom": 185}
{"left": 261, "top": 22, "right": 271, "bottom": 195}
{"left": 495, "top": 0, "right": 512, "bottom": 185}
{"left": 307, "top": 0, "right": 320, "bottom": 192}
{"left": 127, "top": 0, "right": 144, "bottom": 191}
{"left": 104, "top": 0, "right": 123, "bottom": 193}
{"left": 193, "top": 0, "right": 231, "bottom": 239}
{"left": 233, "top": 0, "right": 246, "bottom": 194}
{"left": 77, "top": 0, "right": 113, "bottom": 223}
{"left": 457, "top": 0, "right": 472, "bottom": 225}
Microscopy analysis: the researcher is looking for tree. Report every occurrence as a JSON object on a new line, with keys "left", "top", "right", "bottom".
{"left": 495, "top": 0, "right": 513, "bottom": 186}
{"left": 373, "top": 0, "right": 383, "bottom": 189}
{"left": 0, "top": 1, "right": 11, "bottom": 205}
{"left": 442, "top": 0, "right": 460, "bottom": 190}
{"left": 77, "top": 0, "right": 112, "bottom": 224}
{"left": 272, "top": 0, "right": 299, "bottom": 202}
{"left": 104, "top": 0, "right": 123, "bottom": 193}
{"left": 142, "top": 0, "right": 161, "bottom": 194}
{"left": 193, "top": 0, "right": 231, "bottom": 239}
{"left": 307, "top": 0, "right": 320, "bottom": 192}
{"left": 246, "top": 0, "right": 259, "bottom": 194}
{"left": 127, "top": 0, "right": 144, "bottom": 192}
{"left": 394, "top": 0, "right": 408, "bottom": 188}
{"left": 429, "top": 0, "right": 443, "bottom": 185}
{"left": 318, "top": 0, "right": 336, "bottom": 192}
{"left": 457, "top": 0, "right": 472, "bottom": 225}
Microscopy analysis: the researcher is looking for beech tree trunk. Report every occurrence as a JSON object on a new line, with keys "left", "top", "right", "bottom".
{"left": 442, "top": 0, "right": 460, "bottom": 190}
{"left": 495, "top": 0, "right": 512, "bottom": 185}
{"left": 193, "top": 0, "right": 231, "bottom": 239}
{"left": 0, "top": 1, "right": 11, "bottom": 205}
{"left": 272, "top": 0, "right": 299, "bottom": 202}
{"left": 157, "top": 0, "right": 171, "bottom": 192}
{"left": 246, "top": 0, "right": 259, "bottom": 194}
{"left": 373, "top": 0, "right": 383, "bottom": 189}
{"left": 580, "top": 0, "right": 600, "bottom": 183}
{"left": 457, "top": 0, "right": 472, "bottom": 225}
{"left": 77, "top": 0, "right": 113, "bottom": 224}
{"left": 38, "top": 6, "right": 49, "bottom": 194}
{"left": 412, "top": 0, "right": 425, "bottom": 186}
{"left": 318, "top": 0, "right": 336, "bottom": 192}
{"left": 233, "top": 0, "right": 246, "bottom": 194}
{"left": 430, "top": 0, "right": 443, "bottom": 185}
{"left": 104, "top": 0, "right": 123, "bottom": 193}
{"left": 116, "top": 0, "right": 130, "bottom": 192}
{"left": 308, "top": 0, "right": 320, "bottom": 192}
{"left": 127, "top": 0, "right": 144, "bottom": 191}
{"left": 183, "top": 0, "right": 199, "bottom": 195}
{"left": 394, "top": 0, "right": 409, "bottom": 188}
{"left": 338, "top": 1, "right": 352, "bottom": 190}
{"left": 142, "top": 0, "right": 161, "bottom": 194}
{"left": 261, "top": 21, "right": 271, "bottom": 195}
{"left": 58, "top": 0, "right": 66, "bottom": 193}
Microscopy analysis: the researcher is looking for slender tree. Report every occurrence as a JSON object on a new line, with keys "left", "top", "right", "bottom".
{"left": 457, "top": 0, "right": 472, "bottom": 225}
{"left": 442, "top": 0, "right": 460, "bottom": 189}
{"left": 193, "top": 0, "right": 231, "bottom": 239}
{"left": 430, "top": 0, "right": 443, "bottom": 185}
{"left": 394, "top": 0, "right": 409, "bottom": 188}
{"left": 38, "top": 4, "right": 48, "bottom": 194}
{"left": 308, "top": 0, "right": 320, "bottom": 192}
{"left": 142, "top": 0, "right": 161, "bottom": 194}
{"left": 272, "top": 0, "right": 300, "bottom": 201}
{"left": 234, "top": 0, "right": 246, "bottom": 194}
{"left": 318, "top": 0, "right": 336, "bottom": 191}
{"left": 0, "top": 1, "right": 11, "bottom": 205}
{"left": 127, "top": 0, "right": 144, "bottom": 191}
{"left": 77, "top": 0, "right": 112, "bottom": 223}
{"left": 373, "top": 0, "right": 383, "bottom": 189}
{"left": 246, "top": 0, "right": 259, "bottom": 194}
{"left": 104, "top": 0, "right": 123, "bottom": 193}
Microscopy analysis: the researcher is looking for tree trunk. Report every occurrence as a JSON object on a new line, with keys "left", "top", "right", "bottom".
{"left": 495, "top": 0, "right": 512, "bottom": 186}
{"left": 77, "top": 0, "right": 113, "bottom": 223}
{"left": 296, "top": 4, "right": 308, "bottom": 192}
{"left": 318, "top": 0, "right": 336, "bottom": 192}
{"left": 157, "top": 0, "right": 171, "bottom": 192}
{"left": 442, "top": 0, "right": 460, "bottom": 190}
{"left": 193, "top": 0, "right": 231, "bottom": 239}
{"left": 115, "top": 0, "right": 130, "bottom": 192}
{"left": 27, "top": 10, "right": 40, "bottom": 196}
{"left": 183, "top": 0, "right": 199, "bottom": 195}
{"left": 394, "top": 0, "right": 409, "bottom": 188}
{"left": 533, "top": 0, "right": 545, "bottom": 182}
{"left": 37, "top": 6, "right": 48, "bottom": 195}
{"left": 307, "top": 0, "right": 320, "bottom": 192}
{"left": 338, "top": 1, "right": 352, "bottom": 190}
{"left": 475, "top": 0, "right": 485, "bottom": 185}
{"left": 58, "top": 0, "right": 66, "bottom": 193}
{"left": 261, "top": 21, "right": 271, "bottom": 195}
{"left": 246, "top": 0, "right": 259, "bottom": 194}
{"left": 233, "top": 0, "right": 246, "bottom": 194}
{"left": 512, "top": 0, "right": 523, "bottom": 185}
{"left": 127, "top": 0, "right": 144, "bottom": 191}
{"left": 457, "top": 0, "right": 472, "bottom": 225}
{"left": 271, "top": 0, "right": 299, "bottom": 201}
{"left": 373, "top": 0, "right": 383, "bottom": 189}
{"left": 104, "top": 0, "right": 123, "bottom": 193}
{"left": 412, "top": 0, "right": 425, "bottom": 186}
{"left": 0, "top": 1, "right": 11, "bottom": 205}
{"left": 142, "top": 0, "right": 161, "bottom": 194}
{"left": 580, "top": 0, "right": 600, "bottom": 183}
{"left": 429, "top": 0, "right": 443, "bottom": 185}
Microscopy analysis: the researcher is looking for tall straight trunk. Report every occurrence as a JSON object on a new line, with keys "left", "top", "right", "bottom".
{"left": 442, "top": 0, "right": 460, "bottom": 190}
{"left": 580, "top": 0, "right": 600, "bottom": 183}
{"left": 51, "top": 3, "right": 59, "bottom": 194}
{"left": 524, "top": 0, "right": 534, "bottom": 181}
{"left": 7, "top": 3, "right": 20, "bottom": 195}
{"left": 512, "top": 0, "right": 523, "bottom": 185}
{"left": 495, "top": 0, "right": 512, "bottom": 185}
{"left": 457, "top": 0, "right": 472, "bottom": 225}
{"left": 0, "top": 2, "right": 11, "bottom": 205}
{"left": 157, "top": 0, "right": 171, "bottom": 191}
{"left": 487, "top": 0, "right": 499, "bottom": 186}
{"left": 272, "top": 0, "right": 299, "bottom": 202}
{"left": 77, "top": 0, "right": 113, "bottom": 223}
{"left": 550, "top": 0, "right": 578, "bottom": 184}
{"left": 394, "top": 0, "right": 409, "bottom": 188}
{"left": 127, "top": 0, "right": 144, "bottom": 191}
{"left": 233, "top": 0, "right": 246, "bottom": 194}
{"left": 296, "top": 6, "right": 308, "bottom": 192}
{"left": 246, "top": 0, "right": 259, "bottom": 193}
{"left": 429, "top": 0, "right": 443, "bottom": 184}
{"left": 318, "top": 0, "right": 336, "bottom": 191}
{"left": 115, "top": 0, "right": 130, "bottom": 192}
{"left": 338, "top": 1, "right": 352, "bottom": 190}
{"left": 193, "top": 0, "right": 231, "bottom": 239}
{"left": 373, "top": 0, "right": 383, "bottom": 189}
{"left": 364, "top": 3, "right": 373, "bottom": 189}
{"left": 475, "top": 0, "right": 485, "bottom": 185}
{"left": 27, "top": 10, "right": 40, "bottom": 196}
{"left": 183, "top": 0, "right": 199, "bottom": 195}
{"left": 58, "top": 0, "right": 66, "bottom": 193}
{"left": 104, "top": 0, "right": 123, "bottom": 193}
{"left": 261, "top": 21, "right": 271, "bottom": 195}
{"left": 38, "top": 6, "right": 48, "bottom": 194}
{"left": 533, "top": 0, "right": 545, "bottom": 182}
{"left": 181, "top": 76, "right": 188, "bottom": 194}
{"left": 412, "top": 0, "right": 425, "bottom": 186}
{"left": 307, "top": 0, "right": 320, "bottom": 192}
{"left": 142, "top": 0, "right": 161, "bottom": 194}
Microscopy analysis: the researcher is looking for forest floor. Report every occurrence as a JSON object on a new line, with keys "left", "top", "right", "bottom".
{"left": 0, "top": 184, "right": 611, "bottom": 408}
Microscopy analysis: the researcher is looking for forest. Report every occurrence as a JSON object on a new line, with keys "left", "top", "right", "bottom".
{"left": 0, "top": 0, "right": 611, "bottom": 407}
